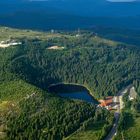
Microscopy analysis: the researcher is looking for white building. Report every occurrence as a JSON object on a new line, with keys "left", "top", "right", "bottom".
{"left": 129, "top": 87, "right": 137, "bottom": 101}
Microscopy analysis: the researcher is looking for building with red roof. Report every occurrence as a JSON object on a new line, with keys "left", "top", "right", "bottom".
{"left": 98, "top": 96, "right": 114, "bottom": 110}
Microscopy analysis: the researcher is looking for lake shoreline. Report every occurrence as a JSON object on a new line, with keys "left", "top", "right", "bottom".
{"left": 48, "top": 83, "right": 98, "bottom": 104}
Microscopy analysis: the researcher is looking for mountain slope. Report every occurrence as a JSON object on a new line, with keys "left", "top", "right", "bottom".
{"left": 26, "top": 0, "right": 140, "bottom": 17}
{"left": 0, "top": 80, "right": 113, "bottom": 140}
{"left": 0, "top": 26, "right": 140, "bottom": 140}
{"left": 0, "top": 0, "right": 140, "bottom": 30}
{"left": 1, "top": 27, "right": 140, "bottom": 98}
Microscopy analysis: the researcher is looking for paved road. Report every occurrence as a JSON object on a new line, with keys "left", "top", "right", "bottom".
{"left": 105, "top": 112, "right": 120, "bottom": 140}
{"left": 104, "top": 85, "right": 132, "bottom": 140}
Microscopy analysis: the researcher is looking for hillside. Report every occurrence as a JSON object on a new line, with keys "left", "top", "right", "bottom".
{"left": 0, "top": 26, "right": 140, "bottom": 139}
{"left": 0, "top": 81, "right": 113, "bottom": 140}
{"left": 1, "top": 0, "right": 140, "bottom": 30}
{"left": 1, "top": 0, "right": 140, "bottom": 17}
{"left": 0, "top": 27, "right": 140, "bottom": 98}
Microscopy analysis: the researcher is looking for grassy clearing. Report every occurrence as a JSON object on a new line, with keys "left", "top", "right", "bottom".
{"left": 0, "top": 131, "right": 6, "bottom": 140}
{"left": 0, "top": 80, "right": 45, "bottom": 101}
{"left": 0, "top": 26, "right": 68, "bottom": 41}
{"left": 0, "top": 101, "right": 12, "bottom": 140}
{"left": 0, "top": 101, "right": 9, "bottom": 110}
{"left": 91, "top": 36, "right": 119, "bottom": 47}
{"left": 114, "top": 114, "right": 140, "bottom": 140}
{"left": 0, "top": 26, "right": 120, "bottom": 47}
{"left": 123, "top": 115, "right": 140, "bottom": 140}
{"left": 65, "top": 121, "right": 106, "bottom": 140}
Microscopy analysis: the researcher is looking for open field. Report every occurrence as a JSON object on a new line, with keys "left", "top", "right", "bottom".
{"left": 0, "top": 26, "right": 121, "bottom": 48}
{"left": 0, "top": 26, "right": 69, "bottom": 41}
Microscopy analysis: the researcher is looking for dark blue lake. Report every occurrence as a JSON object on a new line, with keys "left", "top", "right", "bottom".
{"left": 48, "top": 83, "right": 98, "bottom": 104}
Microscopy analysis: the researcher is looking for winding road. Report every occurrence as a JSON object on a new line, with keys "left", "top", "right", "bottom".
{"left": 104, "top": 85, "right": 132, "bottom": 140}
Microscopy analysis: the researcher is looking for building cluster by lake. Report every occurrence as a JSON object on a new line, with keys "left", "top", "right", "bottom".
{"left": 98, "top": 86, "right": 137, "bottom": 110}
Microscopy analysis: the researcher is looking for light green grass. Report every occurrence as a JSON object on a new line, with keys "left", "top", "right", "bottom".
{"left": 0, "top": 26, "right": 120, "bottom": 48}
{"left": 0, "top": 80, "right": 45, "bottom": 101}
{"left": 91, "top": 36, "right": 119, "bottom": 47}
{"left": 0, "top": 26, "right": 69, "bottom": 41}
{"left": 65, "top": 122, "right": 105, "bottom": 140}
{"left": 114, "top": 115, "right": 140, "bottom": 140}
{"left": 123, "top": 115, "right": 140, "bottom": 140}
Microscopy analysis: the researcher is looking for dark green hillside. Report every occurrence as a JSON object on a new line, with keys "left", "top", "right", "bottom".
{"left": 0, "top": 80, "right": 43, "bottom": 101}
{"left": 0, "top": 27, "right": 140, "bottom": 140}
{"left": 7, "top": 34, "right": 140, "bottom": 98}
{"left": 0, "top": 80, "right": 113, "bottom": 140}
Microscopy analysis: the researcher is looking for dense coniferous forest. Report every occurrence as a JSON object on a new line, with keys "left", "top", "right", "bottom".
{"left": 0, "top": 27, "right": 140, "bottom": 139}
{"left": 8, "top": 33, "right": 140, "bottom": 98}
{"left": 1, "top": 81, "right": 114, "bottom": 140}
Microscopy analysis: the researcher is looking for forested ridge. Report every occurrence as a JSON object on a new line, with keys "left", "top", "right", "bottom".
{"left": 8, "top": 33, "right": 140, "bottom": 98}
{"left": 0, "top": 81, "right": 113, "bottom": 140}
{"left": 0, "top": 27, "right": 140, "bottom": 140}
